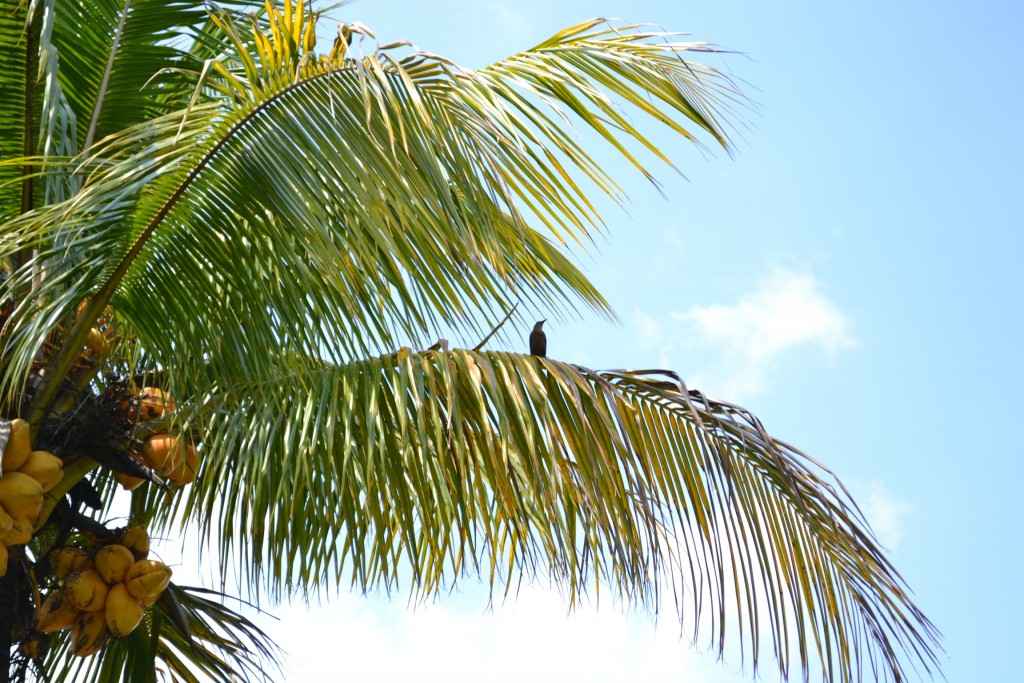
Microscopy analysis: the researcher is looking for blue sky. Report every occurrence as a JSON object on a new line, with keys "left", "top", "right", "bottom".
{"left": 163, "top": 1, "right": 1023, "bottom": 680}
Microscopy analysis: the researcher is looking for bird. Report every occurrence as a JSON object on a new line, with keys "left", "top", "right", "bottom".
{"left": 529, "top": 320, "right": 547, "bottom": 357}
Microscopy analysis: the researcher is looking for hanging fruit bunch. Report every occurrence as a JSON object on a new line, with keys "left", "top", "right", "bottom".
{"left": 35, "top": 525, "right": 173, "bottom": 657}
{"left": 32, "top": 301, "right": 122, "bottom": 415}
{"left": 115, "top": 385, "right": 201, "bottom": 490}
{"left": 0, "top": 298, "right": 203, "bottom": 665}
{"left": 0, "top": 419, "right": 63, "bottom": 578}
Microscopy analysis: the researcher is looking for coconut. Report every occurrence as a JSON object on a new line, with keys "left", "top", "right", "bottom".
{"left": 124, "top": 559, "right": 172, "bottom": 600}
{"left": 71, "top": 611, "right": 109, "bottom": 657}
{"left": 94, "top": 544, "right": 135, "bottom": 585}
{"left": 141, "top": 434, "right": 186, "bottom": 477}
{"left": 0, "top": 516, "right": 33, "bottom": 546}
{"left": 119, "top": 388, "right": 139, "bottom": 422}
{"left": 138, "top": 387, "right": 175, "bottom": 421}
{"left": 17, "top": 450, "right": 63, "bottom": 493}
{"left": 114, "top": 471, "right": 145, "bottom": 491}
{"left": 37, "top": 590, "right": 80, "bottom": 633}
{"left": 1, "top": 419, "right": 31, "bottom": 472}
{"left": 119, "top": 524, "right": 151, "bottom": 561}
{"left": 65, "top": 569, "right": 109, "bottom": 611}
{"left": 0, "top": 471, "right": 44, "bottom": 519}
{"left": 84, "top": 327, "right": 109, "bottom": 358}
{"left": 166, "top": 442, "right": 200, "bottom": 486}
{"left": 52, "top": 547, "right": 91, "bottom": 580}
{"left": 18, "top": 631, "right": 48, "bottom": 661}
{"left": 104, "top": 583, "right": 145, "bottom": 637}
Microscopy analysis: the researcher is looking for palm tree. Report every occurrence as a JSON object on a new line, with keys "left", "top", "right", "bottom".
{"left": 0, "top": 1, "right": 941, "bottom": 681}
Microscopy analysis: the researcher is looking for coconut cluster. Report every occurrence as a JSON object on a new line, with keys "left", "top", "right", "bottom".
{"left": 36, "top": 525, "right": 172, "bottom": 657}
{"left": 115, "top": 387, "right": 200, "bottom": 490}
{"left": 0, "top": 419, "right": 64, "bottom": 577}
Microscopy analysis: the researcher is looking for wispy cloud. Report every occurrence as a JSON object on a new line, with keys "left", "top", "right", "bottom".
{"left": 634, "top": 266, "right": 857, "bottom": 400}
{"left": 862, "top": 482, "right": 912, "bottom": 552}
{"left": 473, "top": 2, "right": 534, "bottom": 42}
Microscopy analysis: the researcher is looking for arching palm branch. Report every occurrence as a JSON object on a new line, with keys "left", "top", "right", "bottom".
{"left": 0, "top": 1, "right": 940, "bottom": 682}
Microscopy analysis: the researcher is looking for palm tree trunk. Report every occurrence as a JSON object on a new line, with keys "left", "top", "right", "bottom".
{"left": 0, "top": 569, "right": 17, "bottom": 683}
{"left": 2, "top": 9, "right": 38, "bottom": 675}
{"left": 0, "top": 544, "right": 34, "bottom": 683}
{"left": 4, "top": 11, "right": 38, "bottom": 675}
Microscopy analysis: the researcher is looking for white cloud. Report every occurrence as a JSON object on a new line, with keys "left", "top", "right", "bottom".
{"left": 250, "top": 584, "right": 745, "bottom": 683}
{"left": 633, "top": 308, "right": 675, "bottom": 368}
{"left": 679, "top": 267, "right": 855, "bottom": 360}
{"left": 862, "top": 482, "right": 912, "bottom": 552}
{"left": 148, "top": 519, "right": 746, "bottom": 683}
{"left": 636, "top": 266, "right": 857, "bottom": 400}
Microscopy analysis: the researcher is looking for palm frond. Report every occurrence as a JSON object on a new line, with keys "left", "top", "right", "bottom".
{"left": 37, "top": 0, "right": 82, "bottom": 206}
{"left": 2, "top": 11, "right": 739, "bottom": 416}
{"left": 49, "top": 0, "right": 264, "bottom": 152}
{"left": 149, "top": 348, "right": 940, "bottom": 683}
{"left": 0, "top": 0, "right": 31, "bottom": 222}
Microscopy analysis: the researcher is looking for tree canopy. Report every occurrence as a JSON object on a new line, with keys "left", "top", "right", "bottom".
{"left": 0, "top": 1, "right": 940, "bottom": 681}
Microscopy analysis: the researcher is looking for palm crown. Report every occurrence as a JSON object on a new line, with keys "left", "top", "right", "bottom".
{"left": 0, "top": 1, "right": 940, "bottom": 682}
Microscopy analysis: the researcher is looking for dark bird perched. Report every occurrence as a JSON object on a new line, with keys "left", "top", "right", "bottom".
{"left": 529, "top": 320, "right": 547, "bottom": 357}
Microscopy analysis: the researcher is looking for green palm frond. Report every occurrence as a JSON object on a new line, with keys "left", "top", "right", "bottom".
{"left": 2, "top": 12, "right": 738, "bottom": 420}
{"left": 42, "top": 583, "right": 281, "bottom": 683}
{"left": 37, "top": 0, "right": 82, "bottom": 207}
{"left": 0, "top": 0, "right": 31, "bottom": 222}
{"left": 48, "top": 0, "right": 263, "bottom": 152}
{"left": 0, "top": 4, "right": 942, "bottom": 682}
{"left": 145, "top": 348, "right": 938, "bottom": 683}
